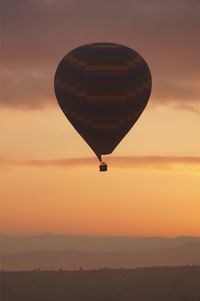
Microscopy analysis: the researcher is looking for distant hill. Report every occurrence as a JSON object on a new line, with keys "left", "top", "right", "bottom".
{"left": 1, "top": 234, "right": 200, "bottom": 254}
{"left": 2, "top": 266, "right": 200, "bottom": 301}
{"left": 2, "top": 239, "right": 200, "bottom": 271}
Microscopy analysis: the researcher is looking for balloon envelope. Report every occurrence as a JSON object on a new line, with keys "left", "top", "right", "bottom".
{"left": 54, "top": 43, "right": 152, "bottom": 161}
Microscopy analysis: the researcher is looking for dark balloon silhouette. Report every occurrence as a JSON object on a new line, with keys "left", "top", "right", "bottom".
{"left": 54, "top": 43, "right": 152, "bottom": 171}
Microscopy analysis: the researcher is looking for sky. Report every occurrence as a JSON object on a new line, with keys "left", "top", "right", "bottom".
{"left": 1, "top": 0, "right": 200, "bottom": 237}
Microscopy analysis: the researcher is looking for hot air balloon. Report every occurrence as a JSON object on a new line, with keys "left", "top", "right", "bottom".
{"left": 54, "top": 43, "right": 152, "bottom": 171}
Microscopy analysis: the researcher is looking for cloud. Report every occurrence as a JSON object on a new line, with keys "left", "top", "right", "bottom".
{"left": 1, "top": 156, "right": 200, "bottom": 171}
{"left": 1, "top": 0, "right": 200, "bottom": 111}
{"left": 0, "top": 69, "right": 54, "bottom": 109}
{"left": 153, "top": 79, "right": 200, "bottom": 113}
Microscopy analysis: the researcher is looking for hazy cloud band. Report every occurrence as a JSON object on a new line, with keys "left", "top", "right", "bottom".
{"left": 1, "top": 156, "right": 200, "bottom": 170}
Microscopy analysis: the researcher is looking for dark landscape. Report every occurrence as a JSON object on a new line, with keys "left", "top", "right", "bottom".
{"left": 1, "top": 266, "right": 200, "bottom": 301}
{"left": 2, "top": 236, "right": 200, "bottom": 300}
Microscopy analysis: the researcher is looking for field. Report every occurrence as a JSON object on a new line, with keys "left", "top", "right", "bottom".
{"left": 1, "top": 266, "right": 200, "bottom": 301}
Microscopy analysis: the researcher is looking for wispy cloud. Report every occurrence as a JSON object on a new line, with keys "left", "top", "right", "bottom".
{"left": 1, "top": 156, "right": 200, "bottom": 170}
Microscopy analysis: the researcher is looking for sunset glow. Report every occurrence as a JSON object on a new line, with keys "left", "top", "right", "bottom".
{"left": 1, "top": 0, "right": 200, "bottom": 237}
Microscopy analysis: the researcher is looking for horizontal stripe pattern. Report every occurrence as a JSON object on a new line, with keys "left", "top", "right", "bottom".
{"left": 54, "top": 43, "right": 152, "bottom": 157}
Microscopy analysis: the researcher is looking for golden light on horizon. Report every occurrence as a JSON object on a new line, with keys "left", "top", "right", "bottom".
{"left": 1, "top": 157, "right": 199, "bottom": 236}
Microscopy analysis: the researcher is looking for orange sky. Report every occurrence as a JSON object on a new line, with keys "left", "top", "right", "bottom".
{"left": 1, "top": 0, "right": 200, "bottom": 236}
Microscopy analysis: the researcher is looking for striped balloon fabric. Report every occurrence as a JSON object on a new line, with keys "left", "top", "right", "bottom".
{"left": 54, "top": 43, "right": 152, "bottom": 161}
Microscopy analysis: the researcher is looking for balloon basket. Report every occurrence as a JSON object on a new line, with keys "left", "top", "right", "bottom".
{"left": 99, "top": 162, "right": 107, "bottom": 172}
